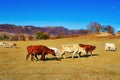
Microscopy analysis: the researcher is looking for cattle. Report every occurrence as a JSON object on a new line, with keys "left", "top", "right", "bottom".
{"left": 79, "top": 44, "right": 96, "bottom": 56}
{"left": 105, "top": 43, "right": 116, "bottom": 51}
{"left": 0, "top": 42, "right": 6, "bottom": 47}
{"left": 48, "top": 47, "right": 61, "bottom": 58}
{"left": 5, "top": 42, "right": 17, "bottom": 48}
{"left": 61, "top": 44, "right": 86, "bottom": 58}
{"left": 26, "top": 45, "right": 56, "bottom": 61}
{"left": 0, "top": 41, "right": 16, "bottom": 48}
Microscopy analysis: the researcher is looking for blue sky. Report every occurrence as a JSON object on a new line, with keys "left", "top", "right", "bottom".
{"left": 0, "top": 0, "right": 120, "bottom": 32}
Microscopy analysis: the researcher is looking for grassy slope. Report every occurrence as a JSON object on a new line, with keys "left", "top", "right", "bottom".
{"left": 0, "top": 36, "right": 120, "bottom": 80}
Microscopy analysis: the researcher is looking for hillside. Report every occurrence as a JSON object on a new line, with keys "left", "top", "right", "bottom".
{"left": 0, "top": 24, "right": 83, "bottom": 36}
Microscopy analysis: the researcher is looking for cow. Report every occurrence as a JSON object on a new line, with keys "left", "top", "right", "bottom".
{"left": 26, "top": 45, "right": 56, "bottom": 61}
{"left": 0, "top": 42, "right": 6, "bottom": 47}
{"left": 61, "top": 44, "right": 86, "bottom": 58}
{"left": 5, "top": 42, "right": 17, "bottom": 48}
{"left": 105, "top": 43, "right": 116, "bottom": 51}
{"left": 79, "top": 44, "right": 96, "bottom": 56}
{"left": 48, "top": 47, "right": 61, "bottom": 58}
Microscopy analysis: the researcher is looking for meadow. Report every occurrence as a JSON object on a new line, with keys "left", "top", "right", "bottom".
{"left": 0, "top": 36, "right": 120, "bottom": 80}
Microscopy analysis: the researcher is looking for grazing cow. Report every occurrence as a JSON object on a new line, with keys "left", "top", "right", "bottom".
{"left": 26, "top": 45, "right": 56, "bottom": 61}
{"left": 5, "top": 42, "right": 17, "bottom": 48}
{"left": 79, "top": 44, "right": 96, "bottom": 56}
{"left": 48, "top": 47, "right": 61, "bottom": 58}
{"left": 61, "top": 44, "right": 86, "bottom": 58}
{"left": 0, "top": 42, "right": 6, "bottom": 47}
{"left": 0, "top": 41, "right": 17, "bottom": 48}
{"left": 105, "top": 43, "right": 116, "bottom": 51}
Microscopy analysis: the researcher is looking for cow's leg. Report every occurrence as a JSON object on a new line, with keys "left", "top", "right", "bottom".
{"left": 41, "top": 52, "right": 45, "bottom": 61}
{"left": 86, "top": 50, "right": 89, "bottom": 55}
{"left": 89, "top": 51, "right": 92, "bottom": 56}
{"left": 26, "top": 53, "right": 30, "bottom": 61}
{"left": 35, "top": 54, "right": 38, "bottom": 61}
{"left": 45, "top": 55, "right": 48, "bottom": 59}
{"left": 78, "top": 52, "right": 81, "bottom": 58}
{"left": 41, "top": 55, "right": 45, "bottom": 61}
{"left": 63, "top": 55, "right": 66, "bottom": 59}
{"left": 60, "top": 52, "right": 66, "bottom": 59}
{"left": 60, "top": 51, "right": 66, "bottom": 59}
{"left": 72, "top": 51, "right": 76, "bottom": 58}
{"left": 31, "top": 54, "right": 35, "bottom": 61}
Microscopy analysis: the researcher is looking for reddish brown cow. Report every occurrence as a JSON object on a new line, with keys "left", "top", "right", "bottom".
{"left": 26, "top": 45, "right": 56, "bottom": 61}
{"left": 79, "top": 44, "right": 96, "bottom": 56}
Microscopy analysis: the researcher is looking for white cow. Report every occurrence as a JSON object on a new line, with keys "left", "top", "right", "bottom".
{"left": 105, "top": 43, "right": 116, "bottom": 51}
{"left": 0, "top": 41, "right": 16, "bottom": 48}
{"left": 0, "top": 42, "right": 6, "bottom": 47}
{"left": 48, "top": 47, "right": 61, "bottom": 58}
{"left": 5, "top": 42, "right": 16, "bottom": 48}
{"left": 61, "top": 44, "right": 86, "bottom": 58}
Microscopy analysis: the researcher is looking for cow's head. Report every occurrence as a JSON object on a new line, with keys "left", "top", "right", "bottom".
{"left": 48, "top": 49, "right": 56, "bottom": 56}
{"left": 92, "top": 46, "right": 96, "bottom": 50}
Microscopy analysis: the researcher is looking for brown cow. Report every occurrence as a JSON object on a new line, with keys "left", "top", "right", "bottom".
{"left": 26, "top": 45, "right": 56, "bottom": 61}
{"left": 79, "top": 44, "right": 96, "bottom": 56}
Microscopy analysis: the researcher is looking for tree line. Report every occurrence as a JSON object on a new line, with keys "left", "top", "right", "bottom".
{"left": 0, "top": 31, "right": 50, "bottom": 41}
{"left": 87, "top": 22, "right": 115, "bottom": 34}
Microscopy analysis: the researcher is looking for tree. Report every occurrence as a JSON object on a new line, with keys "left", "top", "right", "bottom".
{"left": 87, "top": 22, "right": 115, "bottom": 34}
{"left": 28, "top": 35, "right": 34, "bottom": 40}
{"left": 96, "top": 24, "right": 101, "bottom": 32}
{"left": 35, "top": 31, "right": 49, "bottom": 40}
{"left": 87, "top": 22, "right": 102, "bottom": 33}
{"left": 0, "top": 33, "right": 9, "bottom": 40}
{"left": 12, "top": 35, "right": 19, "bottom": 41}
{"left": 42, "top": 32, "right": 50, "bottom": 40}
{"left": 18, "top": 34, "right": 26, "bottom": 41}
{"left": 35, "top": 32, "right": 43, "bottom": 40}
{"left": 104, "top": 25, "right": 114, "bottom": 34}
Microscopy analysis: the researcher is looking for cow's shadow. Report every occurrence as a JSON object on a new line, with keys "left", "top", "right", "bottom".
{"left": 36, "top": 54, "right": 99, "bottom": 61}
{"left": 36, "top": 57, "right": 61, "bottom": 61}
{"left": 45, "top": 57, "right": 61, "bottom": 61}
{"left": 65, "top": 54, "right": 99, "bottom": 59}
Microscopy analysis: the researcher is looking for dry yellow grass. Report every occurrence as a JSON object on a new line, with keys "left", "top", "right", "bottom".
{"left": 0, "top": 36, "right": 120, "bottom": 80}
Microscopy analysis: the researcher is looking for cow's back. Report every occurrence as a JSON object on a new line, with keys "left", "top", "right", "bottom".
{"left": 79, "top": 44, "right": 96, "bottom": 53}
{"left": 27, "top": 45, "right": 48, "bottom": 55}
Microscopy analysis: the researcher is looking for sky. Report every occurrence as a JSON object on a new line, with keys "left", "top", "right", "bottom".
{"left": 0, "top": 0, "right": 120, "bottom": 32}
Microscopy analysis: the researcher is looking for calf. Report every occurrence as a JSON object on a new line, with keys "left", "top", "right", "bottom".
{"left": 79, "top": 44, "right": 96, "bottom": 56}
{"left": 105, "top": 43, "right": 116, "bottom": 51}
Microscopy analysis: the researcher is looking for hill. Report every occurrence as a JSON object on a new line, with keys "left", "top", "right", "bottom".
{"left": 0, "top": 24, "right": 84, "bottom": 36}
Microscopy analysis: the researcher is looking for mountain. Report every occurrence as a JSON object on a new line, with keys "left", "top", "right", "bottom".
{"left": 0, "top": 24, "right": 86, "bottom": 36}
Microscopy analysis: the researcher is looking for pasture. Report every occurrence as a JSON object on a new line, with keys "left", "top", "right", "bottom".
{"left": 0, "top": 36, "right": 120, "bottom": 80}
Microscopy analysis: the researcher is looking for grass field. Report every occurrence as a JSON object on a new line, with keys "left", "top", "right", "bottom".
{"left": 0, "top": 36, "right": 120, "bottom": 80}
